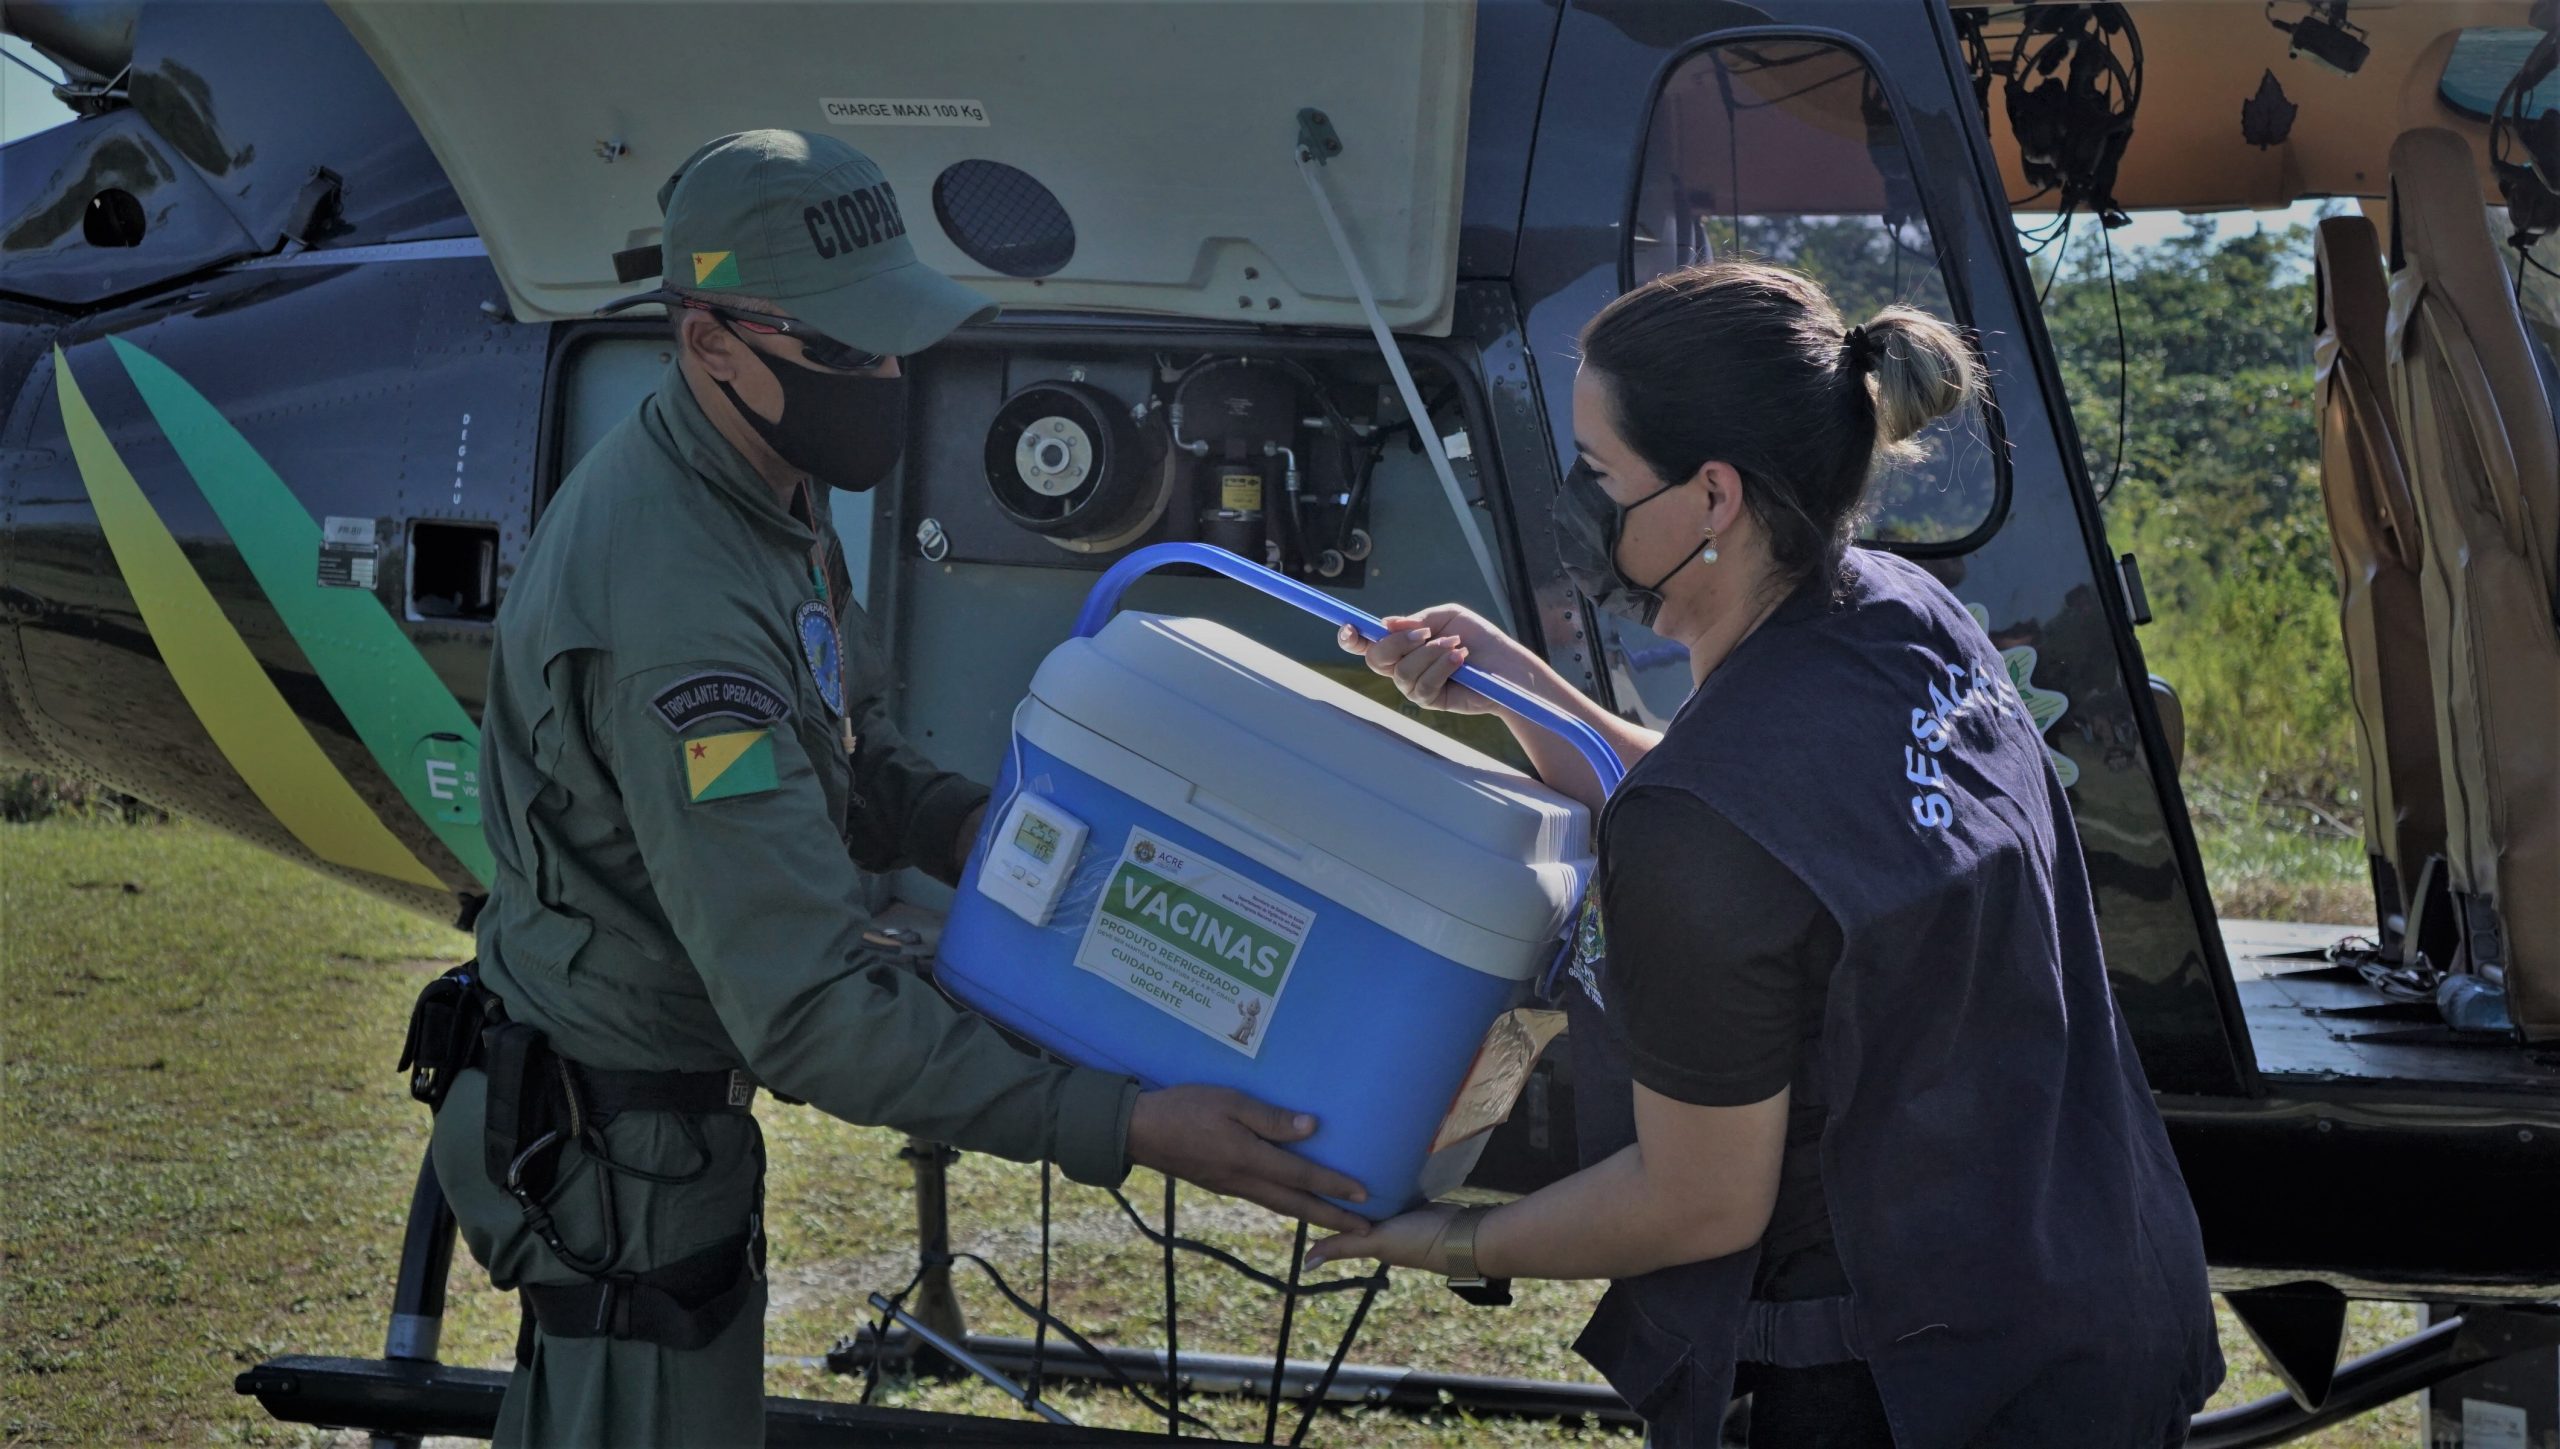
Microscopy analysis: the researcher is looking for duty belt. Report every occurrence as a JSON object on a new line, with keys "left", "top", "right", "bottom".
{"left": 399, "top": 965, "right": 760, "bottom": 1116}
{"left": 400, "top": 965, "right": 766, "bottom": 1351}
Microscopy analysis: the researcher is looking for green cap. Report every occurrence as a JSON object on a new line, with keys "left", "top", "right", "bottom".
{"left": 619, "top": 129, "right": 996, "bottom": 356}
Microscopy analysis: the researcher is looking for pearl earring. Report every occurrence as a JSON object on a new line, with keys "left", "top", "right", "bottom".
{"left": 1700, "top": 529, "right": 1720, "bottom": 565}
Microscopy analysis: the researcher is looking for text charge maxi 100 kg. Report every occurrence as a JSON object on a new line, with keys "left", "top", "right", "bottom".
{"left": 819, "top": 99, "right": 991, "bottom": 127}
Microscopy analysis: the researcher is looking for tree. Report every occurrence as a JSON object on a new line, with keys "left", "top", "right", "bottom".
{"left": 2043, "top": 218, "right": 2358, "bottom": 815}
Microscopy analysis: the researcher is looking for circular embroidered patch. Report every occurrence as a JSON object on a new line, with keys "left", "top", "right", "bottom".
{"left": 1574, "top": 895, "right": 1607, "bottom": 966}
{"left": 796, "top": 600, "right": 845, "bottom": 717}
{"left": 1569, "top": 896, "right": 1609, "bottom": 1009}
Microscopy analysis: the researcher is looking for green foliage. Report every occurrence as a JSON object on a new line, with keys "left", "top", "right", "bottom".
{"left": 0, "top": 771, "right": 168, "bottom": 824}
{"left": 1690, "top": 215, "right": 2004, "bottom": 547}
{"left": 2043, "top": 218, "right": 2363, "bottom": 822}
{"left": 2183, "top": 787, "right": 2371, "bottom": 925}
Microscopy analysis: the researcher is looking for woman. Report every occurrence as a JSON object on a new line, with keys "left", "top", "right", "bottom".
{"left": 1308, "top": 263, "right": 2223, "bottom": 1447}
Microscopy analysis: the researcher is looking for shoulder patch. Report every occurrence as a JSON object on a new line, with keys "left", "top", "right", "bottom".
{"left": 796, "top": 601, "right": 846, "bottom": 717}
{"left": 683, "top": 729, "right": 778, "bottom": 803}
{"left": 652, "top": 671, "right": 791, "bottom": 733}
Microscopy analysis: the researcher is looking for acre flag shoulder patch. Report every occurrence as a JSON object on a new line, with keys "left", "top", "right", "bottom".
{"left": 683, "top": 728, "right": 777, "bottom": 803}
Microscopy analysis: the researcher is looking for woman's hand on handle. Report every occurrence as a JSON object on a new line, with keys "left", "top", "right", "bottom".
{"left": 1335, "top": 604, "right": 1541, "bottom": 715}
{"left": 1336, "top": 603, "right": 1658, "bottom": 810}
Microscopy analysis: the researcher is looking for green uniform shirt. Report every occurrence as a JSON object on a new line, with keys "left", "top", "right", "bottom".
{"left": 475, "top": 361, "right": 1135, "bottom": 1188}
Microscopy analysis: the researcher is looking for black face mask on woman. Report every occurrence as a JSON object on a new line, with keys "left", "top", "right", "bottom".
{"left": 713, "top": 324, "right": 908, "bottom": 493}
{"left": 1550, "top": 460, "right": 1700, "bottom": 629}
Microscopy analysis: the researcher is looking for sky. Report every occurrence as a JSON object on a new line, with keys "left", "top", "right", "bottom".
{"left": 3, "top": 37, "right": 77, "bottom": 145}
{"left": 2111, "top": 202, "right": 2340, "bottom": 251}
{"left": 2025, "top": 201, "right": 2344, "bottom": 285}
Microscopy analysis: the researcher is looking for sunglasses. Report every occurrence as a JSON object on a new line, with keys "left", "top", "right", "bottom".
{"left": 677, "top": 297, "right": 888, "bottom": 374}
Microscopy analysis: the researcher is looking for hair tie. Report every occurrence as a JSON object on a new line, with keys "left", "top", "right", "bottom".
{"left": 1841, "top": 324, "right": 1880, "bottom": 374}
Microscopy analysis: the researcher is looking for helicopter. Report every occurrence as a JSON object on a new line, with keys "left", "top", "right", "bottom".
{"left": 4, "top": 1, "right": 2557, "bottom": 1443}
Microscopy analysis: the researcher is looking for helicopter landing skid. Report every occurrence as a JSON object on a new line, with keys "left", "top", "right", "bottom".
{"left": 236, "top": 1146, "right": 2560, "bottom": 1449}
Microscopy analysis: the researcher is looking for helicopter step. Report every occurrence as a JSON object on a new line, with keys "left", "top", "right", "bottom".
{"left": 238, "top": 1308, "right": 2560, "bottom": 1449}
{"left": 231, "top": 1354, "right": 1181, "bottom": 1446}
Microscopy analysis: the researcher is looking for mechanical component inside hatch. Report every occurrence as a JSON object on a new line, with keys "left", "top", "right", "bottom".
{"left": 1170, "top": 360, "right": 1300, "bottom": 568}
{"left": 982, "top": 380, "right": 1168, "bottom": 551}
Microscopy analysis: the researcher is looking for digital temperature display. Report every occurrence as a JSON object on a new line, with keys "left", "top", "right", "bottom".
{"left": 1013, "top": 814, "right": 1061, "bottom": 864}
{"left": 977, "top": 792, "right": 1088, "bottom": 928}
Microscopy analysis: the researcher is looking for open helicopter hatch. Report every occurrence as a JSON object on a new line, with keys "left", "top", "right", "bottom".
{"left": 329, "top": 0, "right": 1473, "bottom": 334}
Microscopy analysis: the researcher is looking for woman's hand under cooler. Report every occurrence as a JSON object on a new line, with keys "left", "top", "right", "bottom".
{"left": 1304, "top": 1201, "right": 1465, "bottom": 1273}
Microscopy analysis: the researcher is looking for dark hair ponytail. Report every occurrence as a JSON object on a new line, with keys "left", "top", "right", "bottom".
{"left": 1578, "top": 262, "right": 1980, "bottom": 589}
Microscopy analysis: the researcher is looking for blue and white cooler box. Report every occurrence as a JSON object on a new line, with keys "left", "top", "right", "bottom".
{"left": 938, "top": 610, "right": 1594, "bottom": 1218}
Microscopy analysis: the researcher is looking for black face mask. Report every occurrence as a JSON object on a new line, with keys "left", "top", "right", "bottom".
{"left": 713, "top": 323, "right": 908, "bottom": 493}
{"left": 1550, "top": 460, "right": 1697, "bottom": 629}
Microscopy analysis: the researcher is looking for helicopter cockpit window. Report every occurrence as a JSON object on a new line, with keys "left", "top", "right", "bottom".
{"left": 2439, "top": 29, "right": 2560, "bottom": 120}
{"left": 1629, "top": 39, "right": 1998, "bottom": 550}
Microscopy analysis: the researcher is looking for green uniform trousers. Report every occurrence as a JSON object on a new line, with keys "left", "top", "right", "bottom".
{"left": 433, "top": 1068, "right": 768, "bottom": 1448}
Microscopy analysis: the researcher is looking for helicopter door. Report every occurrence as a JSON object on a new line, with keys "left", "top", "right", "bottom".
{"left": 333, "top": 1, "right": 1472, "bottom": 334}
{"left": 1512, "top": 0, "right": 2258, "bottom": 1098}
{"left": 1606, "top": 36, "right": 2005, "bottom": 728}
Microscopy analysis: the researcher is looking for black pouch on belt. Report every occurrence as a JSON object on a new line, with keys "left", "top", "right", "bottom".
{"left": 481, "top": 1019, "right": 576, "bottom": 1198}
{"left": 397, "top": 963, "right": 498, "bottom": 1111}
{"left": 479, "top": 1017, "right": 620, "bottom": 1277}
{"left": 472, "top": 1018, "right": 763, "bottom": 1345}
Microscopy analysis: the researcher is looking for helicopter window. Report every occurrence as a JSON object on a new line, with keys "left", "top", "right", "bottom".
{"left": 2438, "top": 28, "right": 2559, "bottom": 121}
{"left": 0, "top": 38, "right": 80, "bottom": 141}
{"left": 933, "top": 160, "right": 1076, "bottom": 279}
{"left": 1628, "top": 38, "right": 1998, "bottom": 550}
{"left": 553, "top": 334, "right": 676, "bottom": 486}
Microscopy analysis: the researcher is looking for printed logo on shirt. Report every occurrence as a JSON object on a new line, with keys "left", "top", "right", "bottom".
{"left": 650, "top": 671, "right": 791, "bottom": 733}
{"left": 682, "top": 729, "right": 778, "bottom": 803}
{"left": 1569, "top": 895, "right": 1607, "bottom": 1009}
{"left": 1965, "top": 602, "right": 2081, "bottom": 790}
{"left": 1902, "top": 649, "right": 2025, "bottom": 831}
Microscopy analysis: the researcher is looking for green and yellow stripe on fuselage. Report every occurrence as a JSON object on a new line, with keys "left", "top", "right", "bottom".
{"left": 53, "top": 342, "right": 490, "bottom": 897}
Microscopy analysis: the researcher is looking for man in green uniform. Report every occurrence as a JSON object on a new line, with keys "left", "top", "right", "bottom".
{"left": 431, "top": 129, "right": 1365, "bottom": 1447}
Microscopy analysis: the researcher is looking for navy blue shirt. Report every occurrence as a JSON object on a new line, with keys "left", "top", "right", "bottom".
{"left": 1600, "top": 787, "right": 1844, "bottom": 1300}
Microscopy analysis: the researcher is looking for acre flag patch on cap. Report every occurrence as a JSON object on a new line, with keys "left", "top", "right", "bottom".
{"left": 610, "top": 129, "right": 996, "bottom": 357}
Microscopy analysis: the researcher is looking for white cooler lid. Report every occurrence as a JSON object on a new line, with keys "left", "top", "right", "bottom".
{"left": 1030, "top": 613, "right": 1592, "bottom": 948}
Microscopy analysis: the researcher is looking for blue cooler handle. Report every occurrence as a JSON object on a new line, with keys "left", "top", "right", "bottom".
{"left": 1074, "top": 542, "right": 1626, "bottom": 794}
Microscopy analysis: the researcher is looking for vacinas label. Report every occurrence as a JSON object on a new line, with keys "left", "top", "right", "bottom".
{"left": 1073, "top": 828, "right": 1313, "bottom": 1056}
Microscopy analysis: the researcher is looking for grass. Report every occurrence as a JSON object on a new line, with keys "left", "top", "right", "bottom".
{"left": 2187, "top": 784, "right": 2373, "bottom": 926}
{"left": 4, "top": 820, "right": 2421, "bottom": 1446}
